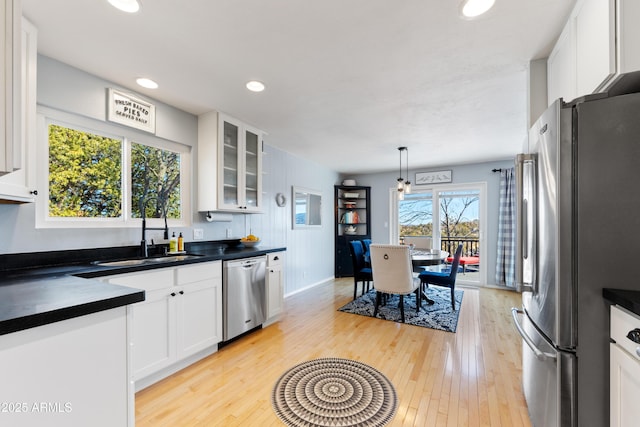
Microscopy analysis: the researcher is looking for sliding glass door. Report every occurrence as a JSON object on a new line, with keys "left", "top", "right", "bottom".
{"left": 391, "top": 183, "right": 486, "bottom": 285}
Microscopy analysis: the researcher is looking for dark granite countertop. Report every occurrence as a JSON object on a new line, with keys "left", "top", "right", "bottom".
{"left": 603, "top": 288, "right": 640, "bottom": 316}
{"left": 0, "top": 275, "right": 145, "bottom": 335}
{"left": 0, "top": 242, "right": 286, "bottom": 336}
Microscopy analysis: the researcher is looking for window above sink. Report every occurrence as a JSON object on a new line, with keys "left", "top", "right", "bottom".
{"left": 34, "top": 105, "right": 192, "bottom": 230}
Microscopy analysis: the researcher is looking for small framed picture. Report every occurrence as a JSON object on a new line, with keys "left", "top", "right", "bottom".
{"left": 415, "top": 170, "right": 452, "bottom": 185}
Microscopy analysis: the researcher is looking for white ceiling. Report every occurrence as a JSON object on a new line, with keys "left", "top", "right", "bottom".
{"left": 22, "top": 0, "right": 575, "bottom": 174}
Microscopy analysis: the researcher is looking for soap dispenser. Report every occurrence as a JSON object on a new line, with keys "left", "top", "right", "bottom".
{"left": 178, "top": 232, "right": 184, "bottom": 252}
{"left": 169, "top": 232, "right": 178, "bottom": 253}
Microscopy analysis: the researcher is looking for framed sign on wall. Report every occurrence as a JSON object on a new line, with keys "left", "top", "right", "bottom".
{"left": 415, "top": 170, "right": 452, "bottom": 185}
{"left": 107, "top": 88, "right": 156, "bottom": 133}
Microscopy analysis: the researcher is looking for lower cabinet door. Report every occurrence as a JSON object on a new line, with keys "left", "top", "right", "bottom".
{"left": 129, "top": 289, "right": 175, "bottom": 380}
{"left": 610, "top": 343, "right": 640, "bottom": 427}
{"left": 176, "top": 279, "right": 222, "bottom": 359}
{"left": 267, "top": 265, "right": 283, "bottom": 319}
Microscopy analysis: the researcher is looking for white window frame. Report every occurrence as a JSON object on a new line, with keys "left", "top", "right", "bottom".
{"left": 389, "top": 181, "right": 487, "bottom": 286}
{"left": 35, "top": 106, "right": 191, "bottom": 229}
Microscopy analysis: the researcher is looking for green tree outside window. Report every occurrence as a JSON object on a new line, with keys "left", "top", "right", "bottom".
{"left": 131, "top": 143, "right": 181, "bottom": 219}
{"left": 48, "top": 124, "right": 182, "bottom": 221}
{"left": 48, "top": 124, "right": 122, "bottom": 218}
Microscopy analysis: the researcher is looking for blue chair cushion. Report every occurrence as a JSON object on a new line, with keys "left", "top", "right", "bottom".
{"left": 418, "top": 270, "right": 448, "bottom": 279}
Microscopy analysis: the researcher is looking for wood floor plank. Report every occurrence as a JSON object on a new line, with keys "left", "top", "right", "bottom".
{"left": 135, "top": 279, "right": 531, "bottom": 427}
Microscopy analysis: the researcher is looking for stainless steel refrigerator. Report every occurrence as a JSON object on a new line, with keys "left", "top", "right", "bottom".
{"left": 512, "top": 90, "right": 640, "bottom": 427}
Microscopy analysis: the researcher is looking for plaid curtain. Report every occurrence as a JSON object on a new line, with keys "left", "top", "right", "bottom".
{"left": 495, "top": 167, "right": 516, "bottom": 287}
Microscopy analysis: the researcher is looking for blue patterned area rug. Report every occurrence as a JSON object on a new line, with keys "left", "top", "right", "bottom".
{"left": 338, "top": 287, "right": 463, "bottom": 333}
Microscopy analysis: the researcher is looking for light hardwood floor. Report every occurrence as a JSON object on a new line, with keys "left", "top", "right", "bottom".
{"left": 135, "top": 278, "right": 531, "bottom": 427}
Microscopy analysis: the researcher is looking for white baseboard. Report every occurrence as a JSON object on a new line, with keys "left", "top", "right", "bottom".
{"left": 134, "top": 345, "right": 219, "bottom": 392}
{"left": 284, "top": 276, "right": 334, "bottom": 298}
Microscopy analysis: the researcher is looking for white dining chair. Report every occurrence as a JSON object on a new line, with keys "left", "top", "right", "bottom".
{"left": 403, "top": 236, "right": 433, "bottom": 250}
{"left": 369, "top": 244, "right": 421, "bottom": 322}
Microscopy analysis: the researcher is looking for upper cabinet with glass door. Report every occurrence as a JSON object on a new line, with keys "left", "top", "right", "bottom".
{"left": 197, "top": 111, "right": 263, "bottom": 213}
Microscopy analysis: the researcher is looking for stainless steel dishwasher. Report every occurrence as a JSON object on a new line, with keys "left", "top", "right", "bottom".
{"left": 223, "top": 256, "right": 266, "bottom": 341}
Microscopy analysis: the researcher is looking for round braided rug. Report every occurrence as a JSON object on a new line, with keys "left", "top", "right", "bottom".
{"left": 271, "top": 358, "right": 398, "bottom": 427}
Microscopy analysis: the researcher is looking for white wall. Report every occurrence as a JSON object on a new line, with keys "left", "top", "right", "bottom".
{"left": 253, "top": 145, "right": 339, "bottom": 295}
{"left": 0, "top": 55, "right": 339, "bottom": 295}
{"left": 344, "top": 160, "right": 515, "bottom": 286}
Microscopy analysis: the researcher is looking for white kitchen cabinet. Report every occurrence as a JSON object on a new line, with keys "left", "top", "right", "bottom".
{"left": 130, "top": 287, "right": 175, "bottom": 378}
{"left": 1, "top": 0, "right": 21, "bottom": 176}
{"left": 615, "top": 0, "right": 640, "bottom": 75}
{"left": 610, "top": 344, "right": 640, "bottom": 427}
{"left": 574, "top": 0, "right": 615, "bottom": 95}
{"left": 105, "top": 261, "right": 222, "bottom": 388}
{"left": 0, "top": 15, "right": 37, "bottom": 203}
{"left": 198, "top": 111, "right": 263, "bottom": 213}
{"left": 610, "top": 305, "right": 640, "bottom": 427}
{"left": 175, "top": 261, "right": 223, "bottom": 358}
{"left": 0, "top": 307, "right": 131, "bottom": 427}
{"left": 107, "top": 268, "right": 175, "bottom": 380}
{"left": 265, "top": 251, "right": 285, "bottom": 325}
{"left": 547, "top": 22, "right": 575, "bottom": 105}
{"left": 547, "top": 0, "right": 640, "bottom": 105}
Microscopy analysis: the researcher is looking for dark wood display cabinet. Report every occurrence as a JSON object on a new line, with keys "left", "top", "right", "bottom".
{"left": 334, "top": 185, "right": 371, "bottom": 277}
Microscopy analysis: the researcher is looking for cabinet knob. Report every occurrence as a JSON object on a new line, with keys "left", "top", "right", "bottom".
{"left": 626, "top": 328, "right": 640, "bottom": 344}
{"left": 30, "top": 190, "right": 38, "bottom": 195}
{"left": 179, "top": 290, "right": 184, "bottom": 295}
{"left": 170, "top": 292, "right": 176, "bottom": 297}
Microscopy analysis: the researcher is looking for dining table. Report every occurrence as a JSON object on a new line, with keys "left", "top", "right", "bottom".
{"left": 411, "top": 249, "right": 449, "bottom": 272}
{"left": 410, "top": 249, "right": 449, "bottom": 305}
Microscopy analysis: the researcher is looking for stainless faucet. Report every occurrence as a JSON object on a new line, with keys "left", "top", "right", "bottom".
{"left": 140, "top": 196, "right": 169, "bottom": 257}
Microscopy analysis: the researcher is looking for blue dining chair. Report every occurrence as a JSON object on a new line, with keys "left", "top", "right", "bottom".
{"left": 348, "top": 240, "right": 373, "bottom": 300}
{"left": 361, "top": 238, "right": 372, "bottom": 254}
{"left": 418, "top": 243, "right": 463, "bottom": 310}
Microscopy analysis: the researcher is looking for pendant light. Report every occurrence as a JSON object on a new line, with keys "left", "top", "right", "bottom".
{"left": 397, "top": 147, "right": 407, "bottom": 200}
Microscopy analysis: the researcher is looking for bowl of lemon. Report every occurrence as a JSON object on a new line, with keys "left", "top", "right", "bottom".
{"left": 240, "top": 234, "right": 261, "bottom": 248}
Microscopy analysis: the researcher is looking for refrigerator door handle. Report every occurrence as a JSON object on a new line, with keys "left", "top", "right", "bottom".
{"left": 522, "top": 199, "right": 528, "bottom": 260}
{"left": 511, "top": 308, "right": 556, "bottom": 361}
{"left": 515, "top": 153, "right": 536, "bottom": 293}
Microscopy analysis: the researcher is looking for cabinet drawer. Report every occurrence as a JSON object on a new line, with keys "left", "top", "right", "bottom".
{"left": 176, "top": 260, "right": 221, "bottom": 285}
{"left": 611, "top": 305, "right": 640, "bottom": 362}
{"left": 108, "top": 268, "right": 174, "bottom": 292}
{"left": 267, "top": 252, "right": 284, "bottom": 266}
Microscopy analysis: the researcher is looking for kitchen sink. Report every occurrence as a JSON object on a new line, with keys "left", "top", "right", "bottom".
{"left": 147, "top": 254, "right": 204, "bottom": 263}
{"left": 93, "top": 254, "right": 203, "bottom": 267}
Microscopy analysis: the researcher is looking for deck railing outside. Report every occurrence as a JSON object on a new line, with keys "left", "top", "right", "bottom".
{"left": 440, "top": 237, "right": 479, "bottom": 257}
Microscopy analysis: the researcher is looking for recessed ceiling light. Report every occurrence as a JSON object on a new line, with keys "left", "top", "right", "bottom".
{"left": 108, "top": 0, "right": 141, "bottom": 13}
{"left": 460, "top": 0, "right": 495, "bottom": 19}
{"left": 246, "top": 81, "right": 265, "bottom": 92}
{"left": 136, "top": 78, "right": 158, "bottom": 89}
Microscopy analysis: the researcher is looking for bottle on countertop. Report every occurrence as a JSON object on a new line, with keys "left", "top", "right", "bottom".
{"left": 178, "top": 232, "right": 184, "bottom": 252}
{"left": 169, "top": 232, "right": 178, "bottom": 253}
